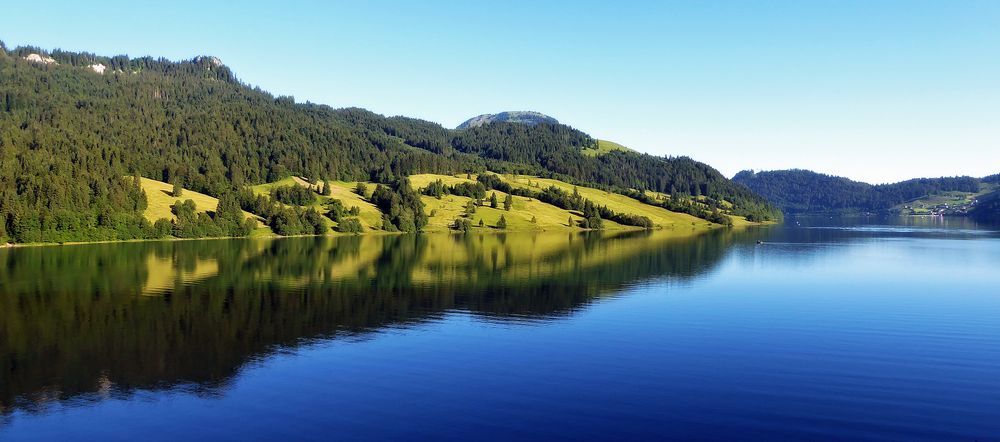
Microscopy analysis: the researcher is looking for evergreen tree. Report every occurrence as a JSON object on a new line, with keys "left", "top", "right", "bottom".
{"left": 303, "top": 208, "right": 327, "bottom": 234}
{"left": 369, "top": 180, "right": 425, "bottom": 232}
{"left": 215, "top": 192, "right": 251, "bottom": 236}
{"left": 271, "top": 185, "right": 317, "bottom": 206}
{"left": 503, "top": 193, "right": 513, "bottom": 211}
{"left": 582, "top": 200, "right": 603, "bottom": 229}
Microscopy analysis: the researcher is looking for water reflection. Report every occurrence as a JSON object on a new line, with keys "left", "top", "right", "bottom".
{"left": 0, "top": 229, "right": 759, "bottom": 414}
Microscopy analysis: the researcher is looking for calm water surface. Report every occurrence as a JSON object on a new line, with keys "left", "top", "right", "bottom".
{"left": 2, "top": 218, "right": 999, "bottom": 441}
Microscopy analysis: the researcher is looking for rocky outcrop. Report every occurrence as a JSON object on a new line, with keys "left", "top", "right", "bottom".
{"left": 457, "top": 111, "right": 559, "bottom": 129}
{"left": 25, "top": 53, "right": 57, "bottom": 65}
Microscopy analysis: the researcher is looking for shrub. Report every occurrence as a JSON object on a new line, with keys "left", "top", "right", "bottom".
{"left": 336, "top": 218, "right": 364, "bottom": 234}
{"left": 453, "top": 218, "right": 472, "bottom": 232}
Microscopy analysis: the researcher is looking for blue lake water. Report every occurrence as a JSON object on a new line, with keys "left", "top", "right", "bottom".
{"left": 1, "top": 218, "right": 999, "bottom": 440}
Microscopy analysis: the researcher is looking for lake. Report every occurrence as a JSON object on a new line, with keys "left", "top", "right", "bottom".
{"left": 2, "top": 218, "right": 999, "bottom": 441}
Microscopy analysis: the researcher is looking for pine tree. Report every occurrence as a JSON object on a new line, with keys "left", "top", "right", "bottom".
{"left": 503, "top": 193, "right": 513, "bottom": 211}
{"left": 490, "top": 192, "right": 498, "bottom": 209}
{"left": 496, "top": 215, "right": 507, "bottom": 229}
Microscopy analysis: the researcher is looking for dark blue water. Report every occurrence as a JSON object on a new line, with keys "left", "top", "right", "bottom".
{"left": 2, "top": 218, "right": 999, "bottom": 440}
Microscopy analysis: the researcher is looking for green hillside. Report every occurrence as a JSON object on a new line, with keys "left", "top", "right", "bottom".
{"left": 500, "top": 175, "right": 715, "bottom": 229}
{"left": 412, "top": 174, "right": 624, "bottom": 231}
{"left": 581, "top": 140, "right": 635, "bottom": 157}
{"left": 238, "top": 173, "right": 720, "bottom": 235}
{"left": 893, "top": 183, "right": 999, "bottom": 216}
{"left": 734, "top": 169, "right": 984, "bottom": 215}
{"left": 140, "top": 178, "right": 258, "bottom": 223}
{"left": 0, "top": 41, "right": 778, "bottom": 244}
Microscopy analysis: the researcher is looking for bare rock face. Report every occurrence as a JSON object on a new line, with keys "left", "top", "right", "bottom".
{"left": 25, "top": 53, "right": 57, "bottom": 65}
{"left": 195, "top": 56, "right": 223, "bottom": 67}
{"left": 457, "top": 111, "right": 559, "bottom": 129}
{"left": 90, "top": 63, "right": 107, "bottom": 74}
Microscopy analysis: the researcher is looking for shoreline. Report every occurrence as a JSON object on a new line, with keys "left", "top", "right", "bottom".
{"left": 1, "top": 220, "right": 771, "bottom": 250}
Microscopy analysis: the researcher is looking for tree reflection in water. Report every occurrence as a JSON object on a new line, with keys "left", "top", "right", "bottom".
{"left": 0, "top": 228, "right": 763, "bottom": 414}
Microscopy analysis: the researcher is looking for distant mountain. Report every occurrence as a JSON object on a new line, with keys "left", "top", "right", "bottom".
{"left": 457, "top": 111, "right": 559, "bottom": 129}
{"left": 733, "top": 169, "right": 984, "bottom": 215}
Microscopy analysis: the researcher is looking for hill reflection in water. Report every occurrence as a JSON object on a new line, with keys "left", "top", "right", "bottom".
{"left": 0, "top": 229, "right": 761, "bottom": 414}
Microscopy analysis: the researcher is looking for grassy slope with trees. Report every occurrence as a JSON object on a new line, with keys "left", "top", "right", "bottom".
{"left": 581, "top": 140, "right": 634, "bottom": 157}
{"left": 891, "top": 183, "right": 998, "bottom": 215}
{"left": 0, "top": 41, "right": 779, "bottom": 244}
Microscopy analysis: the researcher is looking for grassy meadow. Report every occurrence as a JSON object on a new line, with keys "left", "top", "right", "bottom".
{"left": 581, "top": 139, "right": 635, "bottom": 157}
{"left": 139, "top": 178, "right": 270, "bottom": 235}
{"left": 498, "top": 174, "right": 718, "bottom": 230}
{"left": 111, "top": 171, "right": 751, "bottom": 244}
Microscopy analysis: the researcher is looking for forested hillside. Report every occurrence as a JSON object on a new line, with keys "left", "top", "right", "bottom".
{"left": 969, "top": 190, "right": 1000, "bottom": 223}
{"left": 0, "top": 42, "right": 778, "bottom": 243}
{"left": 335, "top": 108, "right": 779, "bottom": 223}
{"left": 733, "top": 169, "right": 984, "bottom": 214}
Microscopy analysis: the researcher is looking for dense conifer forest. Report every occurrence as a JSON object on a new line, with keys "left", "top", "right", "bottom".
{"left": 0, "top": 42, "right": 779, "bottom": 243}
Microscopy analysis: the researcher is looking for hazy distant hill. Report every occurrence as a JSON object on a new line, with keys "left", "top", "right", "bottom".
{"left": 733, "top": 169, "right": 987, "bottom": 215}
{"left": 969, "top": 176, "right": 1000, "bottom": 222}
{"left": 970, "top": 193, "right": 1000, "bottom": 222}
{"left": 457, "top": 111, "right": 558, "bottom": 129}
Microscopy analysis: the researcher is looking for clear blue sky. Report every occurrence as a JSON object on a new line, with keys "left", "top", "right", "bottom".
{"left": 4, "top": 0, "right": 999, "bottom": 183}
